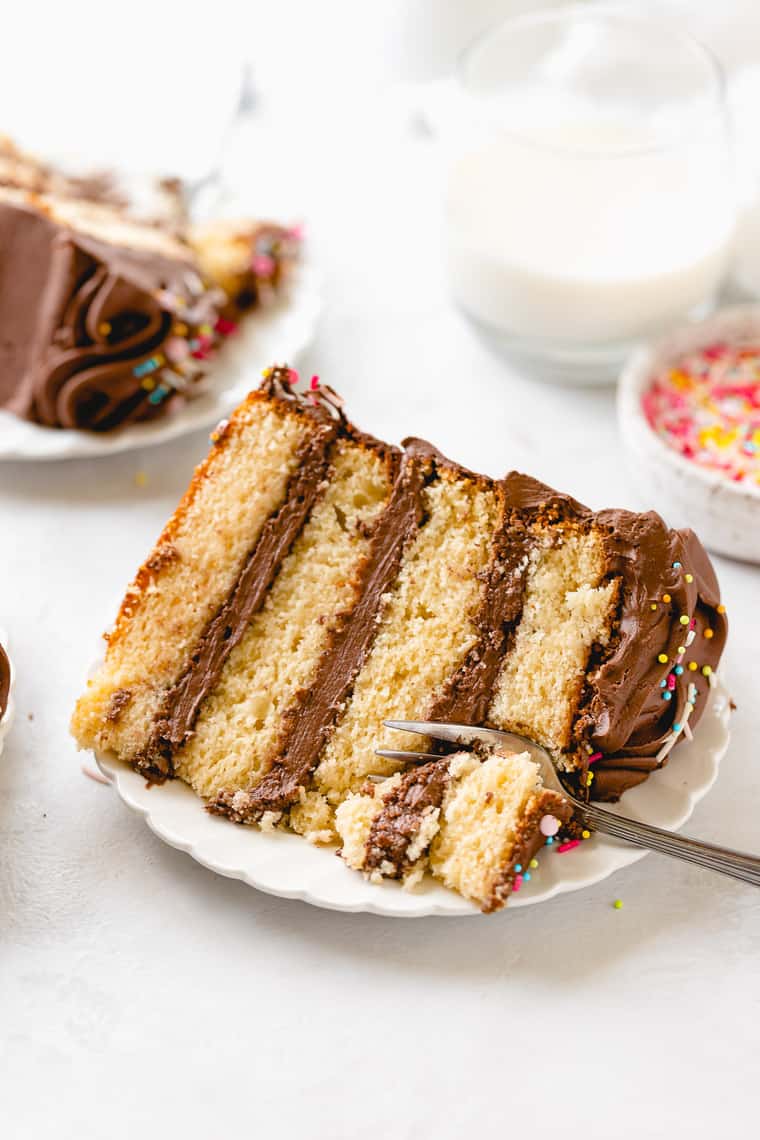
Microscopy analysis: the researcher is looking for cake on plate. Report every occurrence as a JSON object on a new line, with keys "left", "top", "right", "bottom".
{"left": 71, "top": 369, "right": 727, "bottom": 909}
{"left": 0, "top": 630, "right": 13, "bottom": 760}
{"left": 0, "top": 141, "right": 299, "bottom": 432}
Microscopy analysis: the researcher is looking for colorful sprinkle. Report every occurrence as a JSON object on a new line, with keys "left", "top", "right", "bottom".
{"left": 523, "top": 872, "right": 531, "bottom": 882}
{"left": 512, "top": 874, "right": 524, "bottom": 892}
{"left": 252, "top": 253, "right": 276, "bottom": 278}
{"left": 662, "top": 593, "right": 671, "bottom": 604}
{"left": 657, "top": 653, "right": 668, "bottom": 664}
{"left": 545, "top": 836, "right": 554, "bottom": 846}
{"left": 98, "top": 321, "right": 111, "bottom": 336}
{"left": 717, "top": 604, "right": 726, "bottom": 614}
{"left": 514, "top": 864, "right": 522, "bottom": 873}
{"left": 557, "top": 839, "right": 581, "bottom": 854}
{"left": 688, "top": 661, "right": 698, "bottom": 671}
{"left": 702, "top": 665, "right": 712, "bottom": 676}
{"left": 613, "top": 899, "right": 624, "bottom": 910}
{"left": 679, "top": 615, "right": 690, "bottom": 626}
{"left": 539, "top": 814, "right": 560, "bottom": 836}
{"left": 529, "top": 858, "right": 538, "bottom": 869}
{"left": 672, "top": 561, "right": 682, "bottom": 569}
{"left": 134, "top": 470, "right": 148, "bottom": 488}
{"left": 650, "top": 603, "right": 658, "bottom": 611}
{"left": 662, "top": 691, "right": 672, "bottom": 701}
{"left": 581, "top": 829, "right": 591, "bottom": 840}
{"left": 674, "top": 665, "right": 684, "bottom": 675}
{"left": 704, "top": 628, "right": 714, "bottom": 639}
{"left": 685, "top": 573, "right": 694, "bottom": 583}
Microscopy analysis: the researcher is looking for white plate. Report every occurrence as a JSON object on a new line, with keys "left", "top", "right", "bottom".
{"left": 95, "top": 677, "right": 732, "bottom": 916}
{"left": 0, "top": 263, "right": 322, "bottom": 462}
{"left": 0, "top": 626, "right": 15, "bottom": 759}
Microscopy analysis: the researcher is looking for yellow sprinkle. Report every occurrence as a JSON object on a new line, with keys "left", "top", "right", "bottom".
{"left": 704, "top": 628, "right": 714, "bottom": 640}
{"left": 650, "top": 603, "right": 657, "bottom": 611}
{"left": 685, "top": 573, "right": 693, "bottom": 583}
{"left": 98, "top": 321, "right": 111, "bottom": 336}
{"left": 613, "top": 899, "right": 623, "bottom": 910}
{"left": 141, "top": 378, "right": 155, "bottom": 391}
{"left": 528, "top": 859, "right": 538, "bottom": 870}
{"left": 134, "top": 471, "right": 148, "bottom": 488}
{"left": 688, "top": 661, "right": 698, "bottom": 672}
{"left": 658, "top": 653, "right": 668, "bottom": 664}
{"left": 702, "top": 665, "right": 712, "bottom": 677}
{"left": 174, "top": 322, "right": 188, "bottom": 336}
{"left": 717, "top": 604, "right": 726, "bottom": 615}
{"left": 662, "top": 593, "right": 671, "bottom": 604}
{"left": 677, "top": 646, "right": 685, "bottom": 655}
{"left": 679, "top": 615, "right": 689, "bottom": 625}
{"left": 586, "top": 772, "right": 595, "bottom": 785}
{"left": 581, "top": 829, "right": 591, "bottom": 840}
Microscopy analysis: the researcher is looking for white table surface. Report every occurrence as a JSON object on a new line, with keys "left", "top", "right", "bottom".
{"left": 2, "top": 40, "right": 760, "bottom": 1140}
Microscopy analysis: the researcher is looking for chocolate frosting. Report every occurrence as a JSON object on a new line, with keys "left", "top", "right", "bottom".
{"left": 0, "top": 197, "right": 220, "bottom": 431}
{"left": 0, "top": 641, "right": 10, "bottom": 721}
{"left": 211, "top": 441, "right": 425, "bottom": 821}
{"left": 135, "top": 380, "right": 340, "bottom": 781}
{"left": 364, "top": 759, "right": 450, "bottom": 875}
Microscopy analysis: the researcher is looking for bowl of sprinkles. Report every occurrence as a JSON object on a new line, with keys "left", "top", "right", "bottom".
{"left": 619, "top": 304, "right": 760, "bottom": 564}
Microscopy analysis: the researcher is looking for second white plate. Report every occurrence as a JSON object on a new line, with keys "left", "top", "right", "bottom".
{"left": 0, "top": 263, "right": 322, "bottom": 462}
{"left": 96, "top": 677, "right": 732, "bottom": 917}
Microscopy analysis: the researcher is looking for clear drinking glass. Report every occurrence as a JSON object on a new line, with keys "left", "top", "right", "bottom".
{"left": 444, "top": 4, "right": 736, "bottom": 384}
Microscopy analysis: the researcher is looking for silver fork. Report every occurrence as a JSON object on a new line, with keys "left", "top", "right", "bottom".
{"left": 378, "top": 721, "right": 760, "bottom": 888}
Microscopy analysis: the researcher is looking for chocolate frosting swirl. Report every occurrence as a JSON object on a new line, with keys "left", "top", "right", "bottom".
{"left": 0, "top": 197, "right": 221, "bottom": 431}
{"left": 0, "top": 641, "right": 10, "bottom": 721}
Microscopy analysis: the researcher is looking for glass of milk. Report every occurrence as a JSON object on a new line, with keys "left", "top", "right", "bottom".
{"left": 445, "top": 5, "right": 737, "bottom": 384}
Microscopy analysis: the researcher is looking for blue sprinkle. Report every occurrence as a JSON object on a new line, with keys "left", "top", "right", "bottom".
{"left": 673, "top": 723, "right": 682, "bottom": 733}
{"left": 514, "top": 864, "right": 522, "bottom": 873}
{"left": 660, "top": 679, "right": 667, "bottom": 688}
{"left": 523, "top": 872, "right": 531, "bottom": 882}
{"left": 674, "top": 665, "right": 684, "bottom": 675}
{"left": 662, "top": 691, "right": 672, "bottom": 701}
{"left": 133, "top": 357, "right": 160, "bottom": 379}
{"left": 545, "top": 836, "right": 554, "bottom": 846}
{"left": 673, "top": 561, "right": 682, "bottom": 569}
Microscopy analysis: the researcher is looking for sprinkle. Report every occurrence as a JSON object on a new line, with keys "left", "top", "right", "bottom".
{"left": 667, "top": 674, "right": 676, "bottom": 690}
{"left": 662, "top": 691, "right": 672, "bottom": 701}
{"left": 677, "top": 645, "right": 685, "bottom": 655}
{"left": 98, "top": 321, "right": 111, "bottom": 336}
{"left": 717, "top": 604, "right": 726, "bottom": 614}
{"left": 702, "top": 665, "right": 712, "bottom": 676}
{"left": 528, "top": 858, "right": 538, "bottom": 869}
{"left": 133, "top": 355, "right": 164, "bottom": 378}
{"left": 81, "top": 764, "right": 111, "bottom": 785}
{"left": 674, "top": 665, "right": 684, "bottom": 675}
{"left": 662, "top": 593, "right": 671, "bottom": 604}
{"left": 672, "top": 722, "right": 682, "bottom": 733}
{"left": 174, "top": 322, "right": 188, "bottom": 336}
{"left": 165, "top": 336, "right": 190, "bottom": 364}
{"left": 685, "top": 573, "right": 694, "bottom": 583}
{"left": 215, "top": 316, "right": 238, "bottom": 336}
{"left": 514, "top": 864, "right": 522, "bottom": 873}
{"left": 672, "top": 561, "right": 682, "bottom": 569}
{"left": 252, "top": 253, "right": 276, "bottom": 278}
{"left": 679, "top": 615, "right": 690, "bottom": 625}
{"left": 650, "top": 603, "right": 658, "bottom": 611}
{"left": 539, "top": 814, "right": 560, "bottom": 836}
{"left": 657, "top": 653, "right": 668, "bottom": 664}
{"left": 210, "top": 418, "right": 229, "bottom": 444}
{"left": 704, "top": 628, "right": 714, "bottom": 639}
{"left": 140, "top": 378, "right": 156, "bottom": 392}
{"left": 581, "top": 829, "right": 591, "bottom": 840}
{"left": 287, "top": 368, "right": 299, "bottom": 385}
{"left": 613, "top": 899, "right": 623, "bottom": 910}
{"left": 586, "top": 771, "right": 594, "bottom": 785}
{"left": 688, "top": 661, "right": 698, "bottom": 671}
{"left": 512, "top": 874, "right": 523, "bottom": 892}
{"left": 557, "top": 839, "right": 581, "bottom": 854}
{"left": 523, "top": 872, "right": 531, "bottom": 882}
{"left": 310, "top": 375, "right": 320, "bottom": 390}
{"left": 660, "top": 679, "right": 667, "bottom": 688}
{"left": 134, "top": 470, "right": 148, "bottom": 488}
{"left": 545, "top": 836, "right": 554, "bottom": 846}
{"left": 686, "top": 629, "right": 696, "bottom": 647}
{"left": 588, "top": 751, "right": 602, "bottom": 764}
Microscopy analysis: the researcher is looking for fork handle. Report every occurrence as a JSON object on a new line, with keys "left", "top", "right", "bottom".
{"left": 580, "top": 803, "right": 760, "bottom": 887}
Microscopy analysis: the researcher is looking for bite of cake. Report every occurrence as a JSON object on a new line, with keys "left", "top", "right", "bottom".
{"left": 71, "top": 369, "right": 727, "bottom": 910}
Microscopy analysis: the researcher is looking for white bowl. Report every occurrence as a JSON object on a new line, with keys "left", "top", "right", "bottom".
{"left": 618, "top": 305, "right": 760, "bottom": 564}
{"left": 0, "top": 626, "right": 15, "bottom": 759}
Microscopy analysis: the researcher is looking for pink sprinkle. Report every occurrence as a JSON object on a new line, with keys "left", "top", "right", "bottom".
{"left": 286, "top": 368, "right": 299, "bottom": 385}
{"left": 81, "top": 764, "right": 111, "bottom": 786}
{"left": 288, "top": 222, "right": 305, "bottom": 241}
{"left": 252, "top": 253, "right": 276, "bottom": 278}
{"left": 539, "top": 814, "right": 560, "bottom": 837}
{"left": 557, "top": 839, "right": 581, "bottom": 854}
{"left": 588, "top": 751, "right": 602, "bottom": 765}
{"left": 310, "top": 375, "right": 320, "bottom": 390}
{"left": 214, "top": 317, "right": 238, "bottom": 336}
{"left": 667, "top": 674, "right": 676, "bottom": 690}
{"left": 512, "top": 874, "right": 523, "bottom": 892}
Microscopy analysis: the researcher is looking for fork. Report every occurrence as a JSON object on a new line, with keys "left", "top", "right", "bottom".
{"left": 377, "top": 720, "right": 760, "bottom": 888}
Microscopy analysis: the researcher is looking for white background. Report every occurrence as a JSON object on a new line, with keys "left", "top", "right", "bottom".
{"left": 1, "top": 2, "right": 759, "bottom": 1137}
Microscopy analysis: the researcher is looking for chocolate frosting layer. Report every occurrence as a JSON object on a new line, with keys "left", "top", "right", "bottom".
{"left": 135, "top": 402, "right": 339, "bottom": 782}
{"left": 0, "top": 641, "right": 10, "bottom": 721}
{"left": 364, "top": 759, "right": 450, "bottom": 876}
{"left": 211, "top": 443, "right": 427, "bottom": 821}
{"left": 0, "top": 197, "right": 220, "bottom": 431}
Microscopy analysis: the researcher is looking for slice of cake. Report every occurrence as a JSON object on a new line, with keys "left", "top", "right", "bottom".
{"left": 336, "top": 750, "right": 572, "bottom": 911}
{"left": 0, "top": 141, "right": 300, "bottom": 432}
{"left": 71, "top": 371, "right": 727, "bottom": 909}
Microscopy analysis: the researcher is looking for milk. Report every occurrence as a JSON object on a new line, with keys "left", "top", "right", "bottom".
{"left": 447, "top": 123, "right": 735, "bottom": 345}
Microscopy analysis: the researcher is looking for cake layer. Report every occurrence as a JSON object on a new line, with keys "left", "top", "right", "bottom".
{"left": 71, "top": 376, "right": 339, "bottom": 773}
{"left": 175, "top": 429, "right": 399, "bottom": 812}
{"left": 0, "top": 640, "right": 10, "bottom": 720}
{"left": 336, "top": 750, "right": 572, "bottom": 911}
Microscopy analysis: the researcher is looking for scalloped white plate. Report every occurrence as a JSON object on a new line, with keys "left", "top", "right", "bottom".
{"left": 0, "top": 626, "right": 15, "bottom": 759}
{"left": 95, "top": 677, "right": 732, "bottom": 916}
{"left": 0, "top": 263, "right": 322, "bottom": 462}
